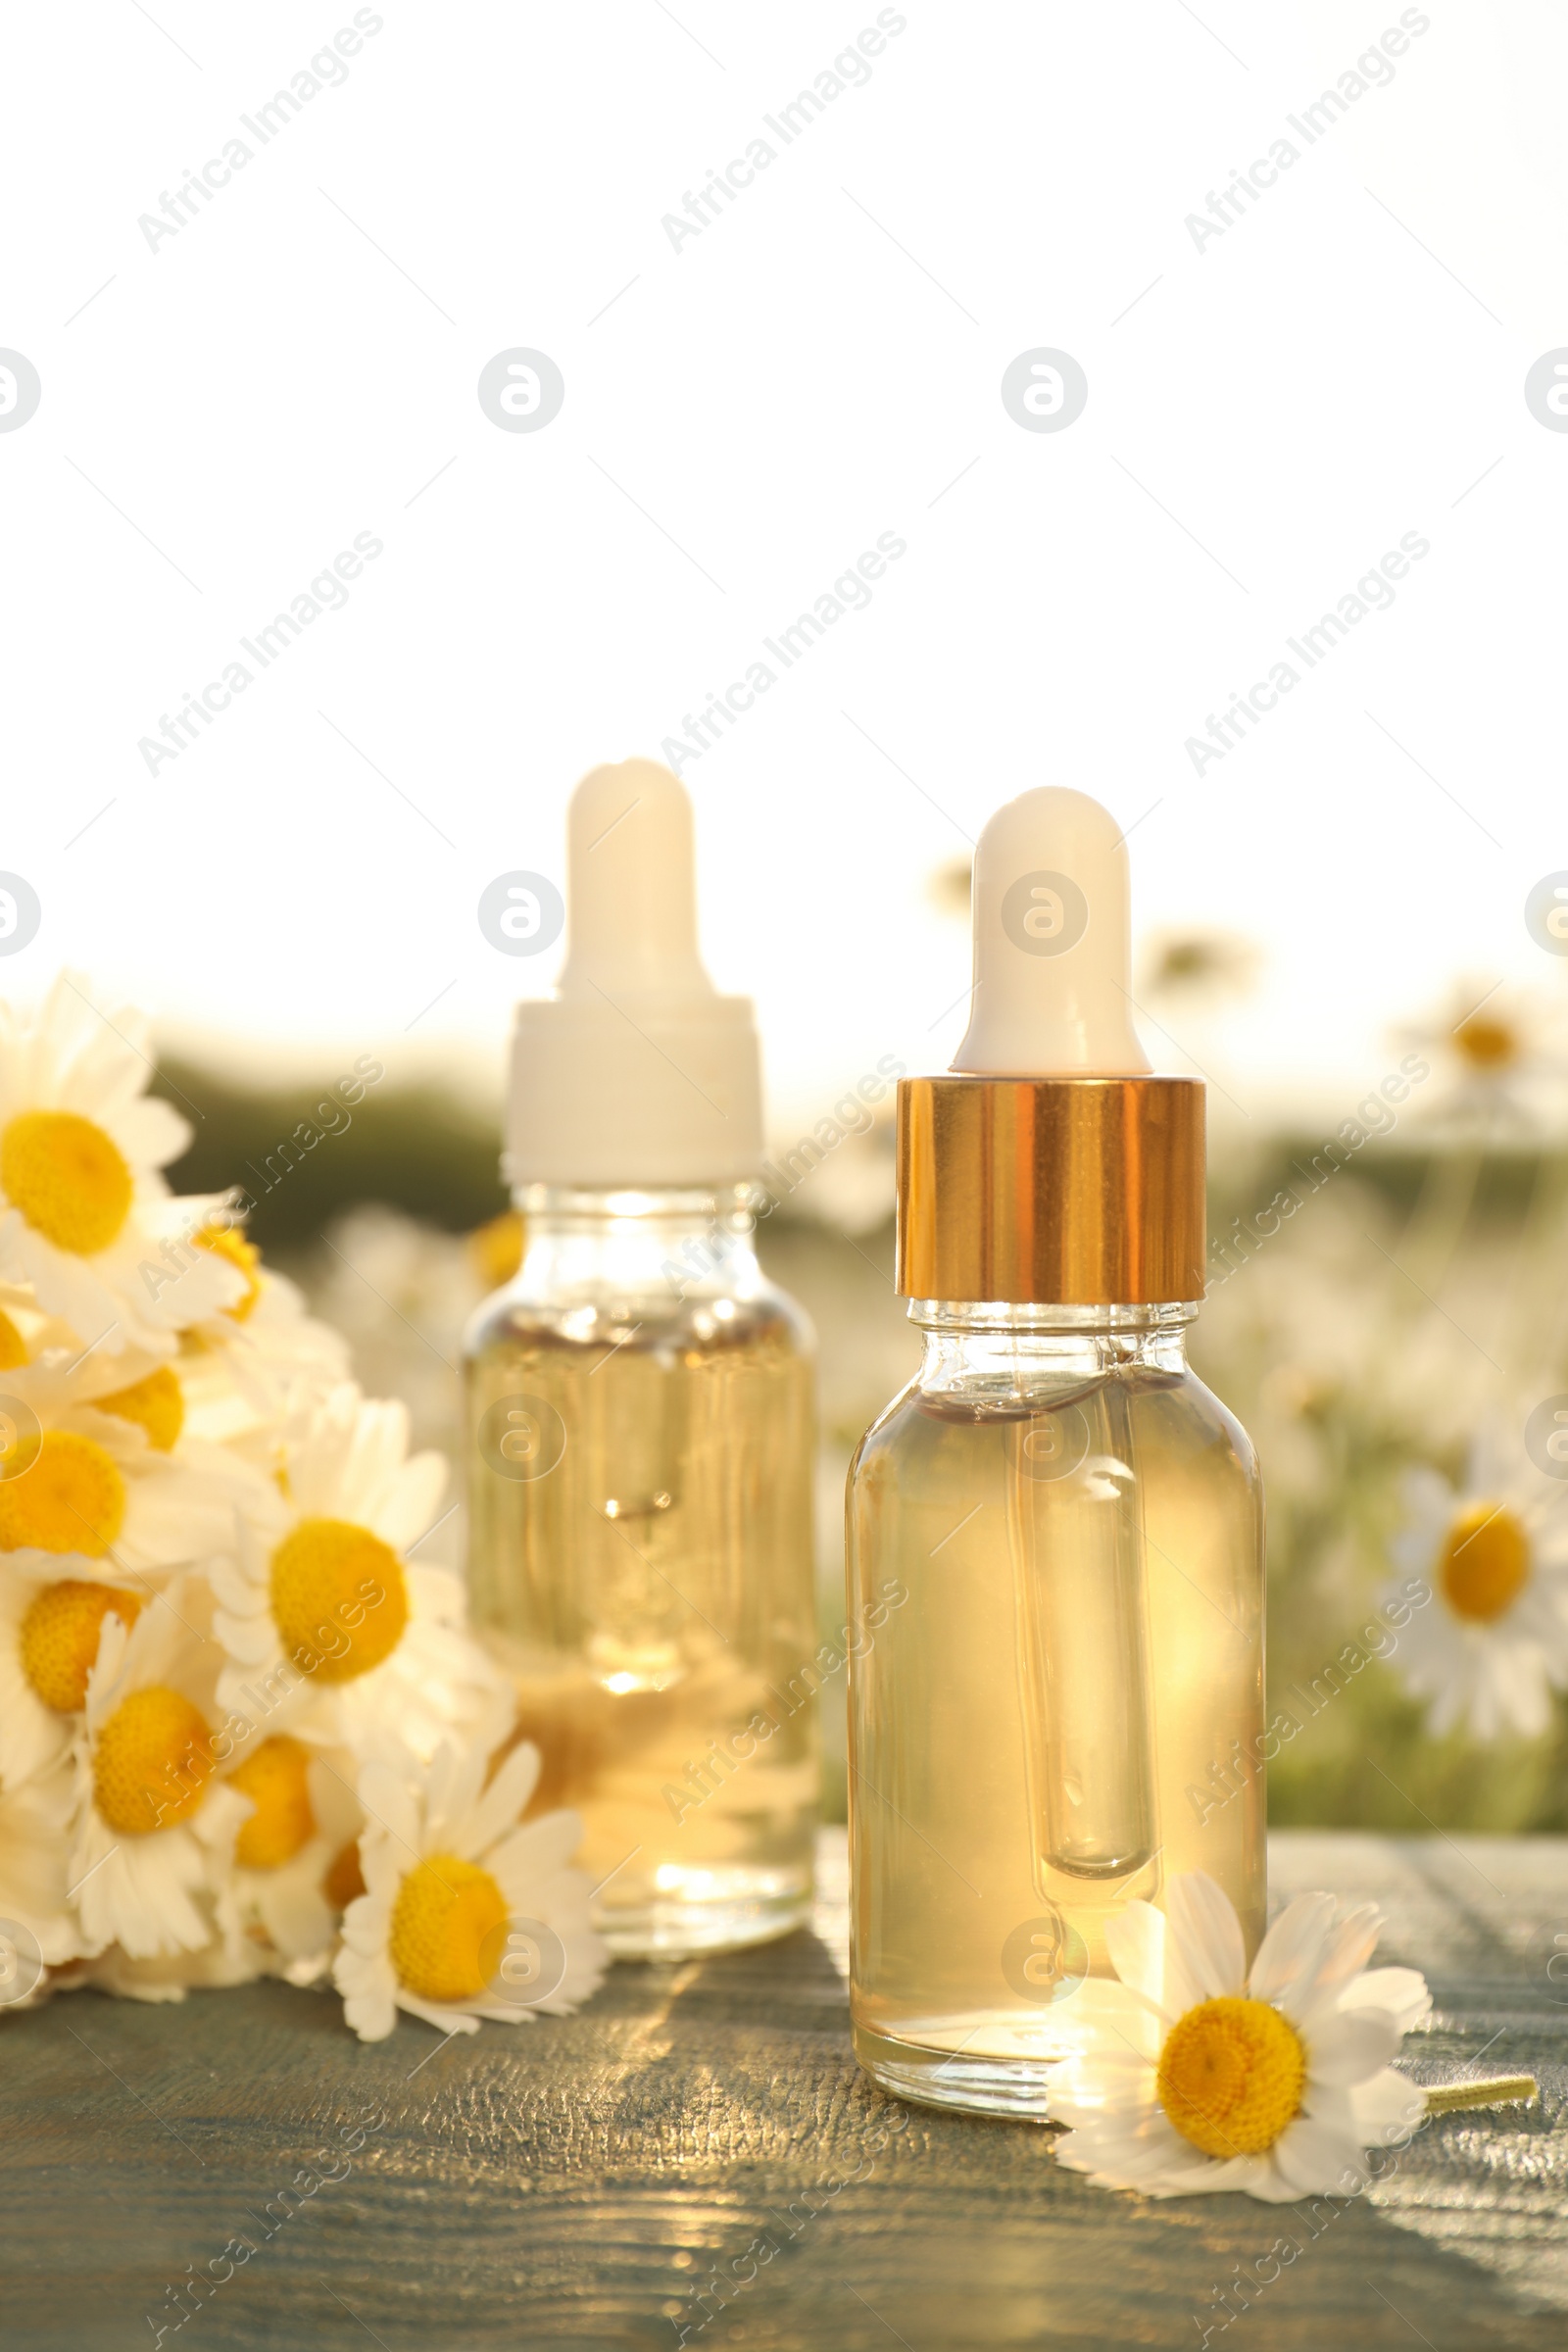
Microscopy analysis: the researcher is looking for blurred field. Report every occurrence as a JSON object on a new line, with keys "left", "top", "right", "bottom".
{"left": 155, "top": 1054, "right": 1568, "bottom": 1837}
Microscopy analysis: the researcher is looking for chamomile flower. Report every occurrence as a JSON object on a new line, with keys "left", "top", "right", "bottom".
{"left": 1380, "top": 1424, "right": 1568, "bottom": 1740}
{"left": 0, "top": 1375, "right": 262, "bottom": 1789}
{"left": 69, "top": 1587, "right": 249, "bottom": 1959}
{"left": 217, "top": 1731, "right": 364, "bottom": 1978}
{"left": 1401, "top": 982, "right": 1568, "bottom": 1135}
{"left": 7, "top": 1329, "right": 274, "bottom": 1512}
{"left": 0, "top": 1556, "right": 148, "bottom": 1788}
{"left": 80, "top": 1936, "right": 267, "bottom": 2002}
{"left": 1052, "top": 1873, "right": 1430, "bottom": 2200}
{"left": 210, "top": 1383, "right": 502, "bottom": 1756}
{"left": 177, "top": 1227, "right": 350, "bottom": 1429}
{"left": 334, "top": 1715, "right": 607, "bottom": 2040}
{"left": 0, "top": 973, "right": 248, "bottom": 1353}
{"left": 0, "top": 1299, "right": 81, "bottom": 1370}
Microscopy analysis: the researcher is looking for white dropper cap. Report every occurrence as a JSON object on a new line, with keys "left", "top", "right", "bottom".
{"left": 505, "top": 760, "right": 763, "bottom": 1189}
{"left": 951, "top": 786, "right": 1152, "bottom": 1076}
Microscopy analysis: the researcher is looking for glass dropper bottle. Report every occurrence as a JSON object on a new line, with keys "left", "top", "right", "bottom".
{"left": 464, "top": 760, "right": 818, "bottom": 1956}
{"left": 846, "top": 786, "right": 1264, "bottom": 2118}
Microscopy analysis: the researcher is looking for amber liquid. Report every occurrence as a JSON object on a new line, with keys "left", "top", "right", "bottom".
{"left": 466, "top": 1271, "right": 817, "bottom": 1955}
{"left": 847, "top": 1317, "right": 1264, "bottom": 2117}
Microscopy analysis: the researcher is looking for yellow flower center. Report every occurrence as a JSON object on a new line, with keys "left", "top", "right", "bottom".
{"left": 19, "top": 1578, "right": 144, "bottom": 1711}
{"left": 322, "top": 1838, "right": 367, "bottom": 1911}
{"left": 193, "top": 1225, "right": 263, "bottom": 1321}
{"left": 0, "top": 1110, "right": 134, "bottom": 1256}
{"left": 0, "top": 1430, "right": 127, "bottom": 1555}
{"left": 229, "top": 1735, "right": 316, "bottom": 1869}
{"left": 1441, "top": 1501, "right": 1530, "bottom": 1624}
{"left": 0, "top": 1308, "right": 27, "bottom": 1370}
{"left": 96, "top": 1365, "right": 184, "bottom": 1452}
{"left": 1453, "top": 1013, "right": 1517, "bottom": 1071}
{"left": 93, "top": 1685, "right": 215, "bottom": 1836}
{"left": 469, "top": 1208, "right": 524, "bottom": 1291}
{"left": 388, "top": 1853, "right": 508, "bottom": 2003}
{"left": 268, "top": 1517, "right": 409, "bottom": 1683}
{"left": 1156, "top": 1996, "right": 1306, "bottom": 2159}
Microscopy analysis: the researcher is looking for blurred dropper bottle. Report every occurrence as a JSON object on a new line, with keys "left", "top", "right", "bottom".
{"left": 846, "top": 787, "right": 1264, "bottom": 2116}
{"left": 464, "top": 760, "right": 817, "bottom": 1955}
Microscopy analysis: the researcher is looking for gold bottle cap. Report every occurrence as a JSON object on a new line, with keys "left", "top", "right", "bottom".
{"left": 896, "top": 1072, "right": 1205, "bottom": 1305}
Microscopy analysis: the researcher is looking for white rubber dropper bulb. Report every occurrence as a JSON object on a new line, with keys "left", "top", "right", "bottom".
{"left": 951, "top": 786, "right": 1152, "bottom": 1076}
{"left": 504, "top": 758, "right": 762, "bottom": 1186}
{"left": 557, "top": 759, "right": 713, "bottom": 1004}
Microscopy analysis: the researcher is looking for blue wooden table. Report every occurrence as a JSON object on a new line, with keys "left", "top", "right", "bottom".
{"left": 3, "top": 1830, "right": 1564, "bottom": 2349}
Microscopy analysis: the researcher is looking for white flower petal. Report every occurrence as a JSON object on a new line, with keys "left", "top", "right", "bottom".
{"left": 1054, "top": 2120, "right": 1254, "bottom": 2198}
{"left": 1298, "top": 2081, "right": 1356, "bottom": 2138}
{"left": 0, "top": 1764, "right": 79, "bottom": 1962}
{"left": 1348, "top": 2066, "right": 1426, "bottom": 2145}
{"left": 74, "top": 1817, "right": 215, "bottom": 1958}
{"left": 206, "top": 1551, "right": 262, "bottom": 1617}
{"left": 1248, "top": 1890, "right": 1336, "bottom": 2012}
{"left": 376, "top": 1451, "right": 449, "bottom": 1550}
{"left": 213, "top": 1610, "right": 279, "bottom": 1667}
{"left": 339, "top": 1887, "right": 395, "bottom": 1957}
{"left": 0, "top": 1632, "right": 75, "bottom": 1788}
{"left": 1306, "top": 1903, "right": 1384, "bottom": 2007}
{"left": 1226, "top": 2153, "right": 1320, "bottom": 2205}
{"left": 1342, "top": 1966, "right": 1432, "bottom": 2035}
{"left": 357, "top": 1761, "right": 422, "bottom": 1860}
{"left": 1052, "top": 2103, "right": 1189, "bottom": 2170}
{"left": 489, "top": 1811, "right": 584, "bottom": 1890}
{"left": 334, "top": 1936, "right": 399, "bottom": 2040}
{"left": 397, "top": 1992, "right": 482, "bottom": 2034}
{"left": 1305, "top": 2006, "right": 1402, "bottom": 2088}
{"left": 1103, "top": 1899, "right": 1170, "bottom": 2016}
{"left": 111, "top": 1096, "right": 191, "bottom": 1169}
{"left": 467, "top": 1740, "right": 542, "bottom": 1858}
{"left": 1166, "top": 1872, "right": 1247, "bottom": 2000}
{"left": 1049, "top": 2074, "right": 1160, "bottom": 2132}
{"left": 1270, "top": 2112, "right": 1372, "bottom": 2198}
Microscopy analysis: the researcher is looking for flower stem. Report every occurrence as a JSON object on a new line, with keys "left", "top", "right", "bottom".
{"left": 1423, "top": 2073, "right": 1538, "bottom": 2114}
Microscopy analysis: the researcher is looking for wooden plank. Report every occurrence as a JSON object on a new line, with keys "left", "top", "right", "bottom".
{"left": 0, "top": 1831, "right": 1563, "bottom": 2349}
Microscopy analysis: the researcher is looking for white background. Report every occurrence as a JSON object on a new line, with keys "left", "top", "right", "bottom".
{"left": 3, "top": 0, "right": 1566, "bottom": 1131}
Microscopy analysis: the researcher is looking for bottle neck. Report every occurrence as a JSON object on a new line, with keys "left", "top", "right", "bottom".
{"left": 908, "top": 1298, "right": 1195, "bottom": 1398}
{"left": 511, "top": 1182, "right": 763, "bottom": 1304}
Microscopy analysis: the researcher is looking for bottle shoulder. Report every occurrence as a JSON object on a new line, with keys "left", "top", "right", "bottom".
{"left": 848, "top": 1361, "right": 1258, "bottom": 1482}
{"left": 847, "top": 1373, "right": 924, "bottom": 1479}
{"left": 1166, "top": 1364, "right": 1259, "bottom": 1481}
{"left": 464, "top": 1268, "right": 814, "bottom": 1362}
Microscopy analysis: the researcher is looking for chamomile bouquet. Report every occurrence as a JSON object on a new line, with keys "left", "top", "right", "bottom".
{"left": 0, "top": 976, "right": 605, "bottom": 2035}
